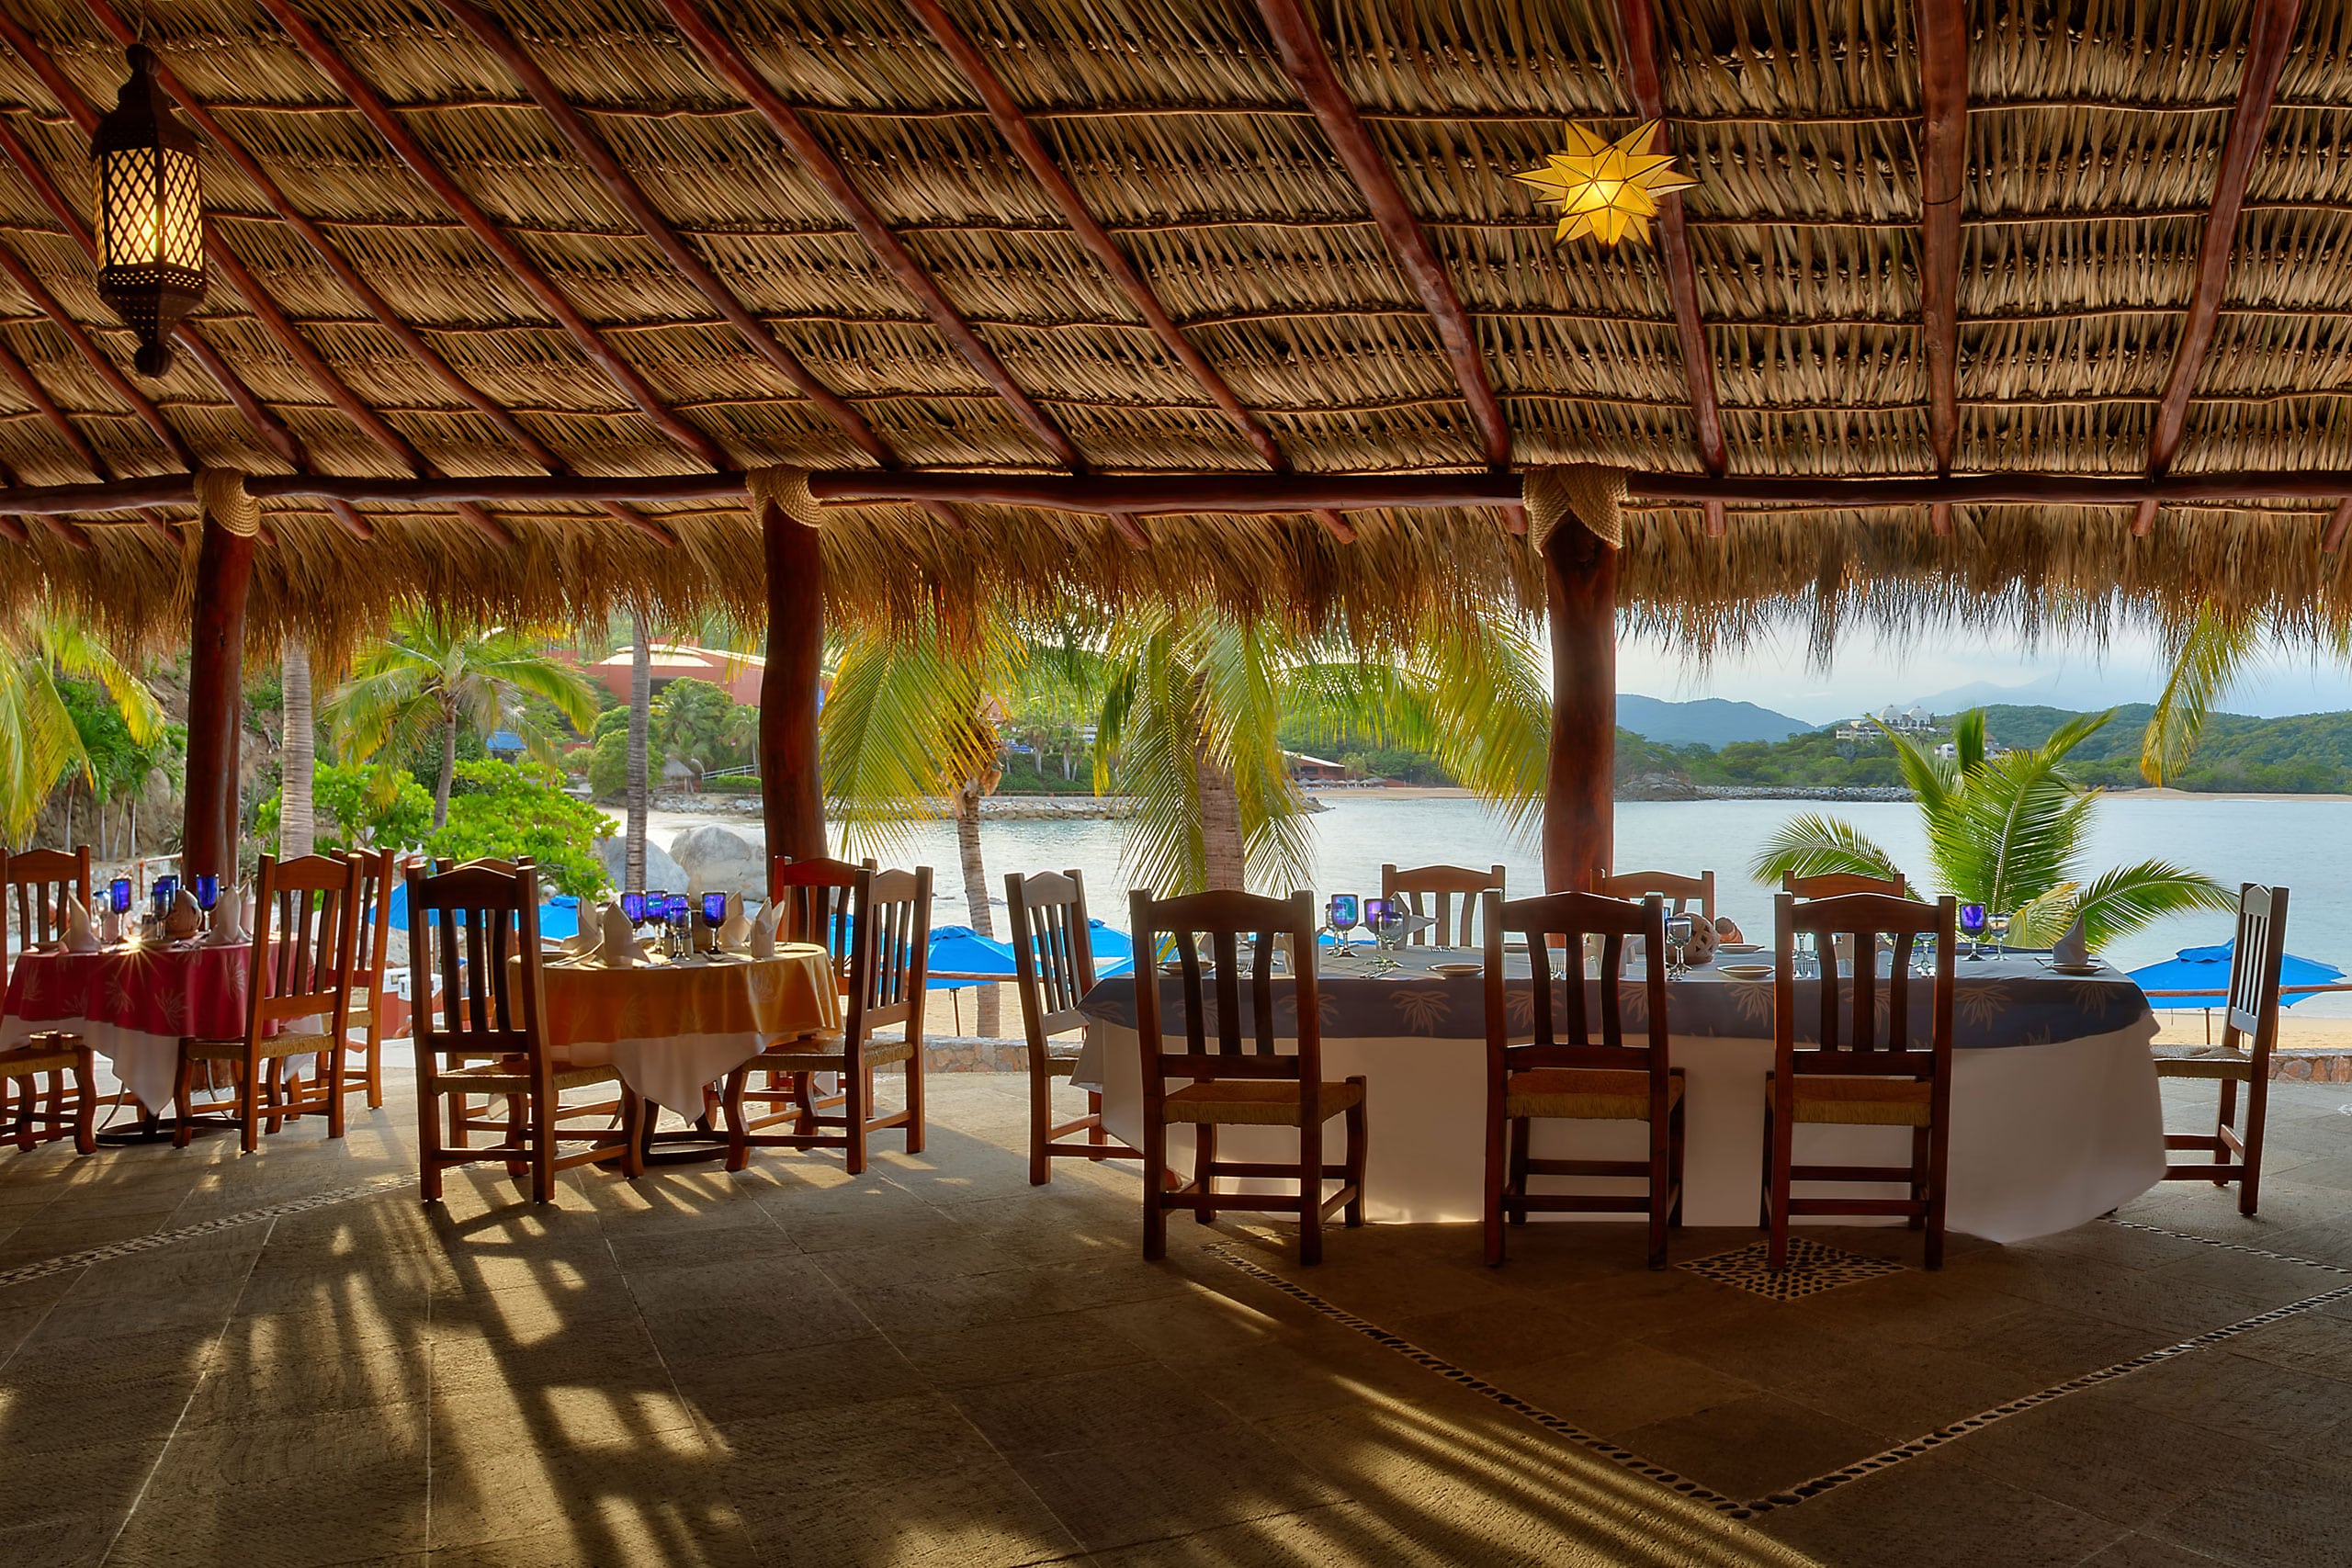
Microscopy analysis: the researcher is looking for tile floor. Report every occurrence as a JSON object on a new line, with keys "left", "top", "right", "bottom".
{"left": 1, "top": 1070, "right": 2346, "bottom": 1567}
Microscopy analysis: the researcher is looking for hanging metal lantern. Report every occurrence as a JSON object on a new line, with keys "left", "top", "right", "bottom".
{"left": 90, "top": 44, "right": 204, "bottom": 378}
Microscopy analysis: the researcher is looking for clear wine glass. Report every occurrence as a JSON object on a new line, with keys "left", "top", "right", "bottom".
{"left": 1664, "top": 913, "right": 1695, "bottom": 977}
{"left": 1986, "top": 911, "right": 2012, "bottom": 956}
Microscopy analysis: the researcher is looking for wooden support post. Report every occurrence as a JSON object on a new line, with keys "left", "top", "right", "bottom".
{"left": 1542, "top": 517, "right": 1616, "bottom": 893}
{"left": 182, "top": 514, "right": 256, "bottom": 881}
{"left": 759, "top": 501, "right": 826, "bottom": 862}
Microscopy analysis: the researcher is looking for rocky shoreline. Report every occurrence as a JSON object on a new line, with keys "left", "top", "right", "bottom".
{"left": 1615, "top": 774, "right": 1914, "bottom": 804}
{"left": 648, "top": 791, "right": 1325, "bottom": 820}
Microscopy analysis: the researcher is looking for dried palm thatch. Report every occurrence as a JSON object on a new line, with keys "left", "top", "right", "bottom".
{"left": 0, "top": 1, "right": 2349, "bottom": 655}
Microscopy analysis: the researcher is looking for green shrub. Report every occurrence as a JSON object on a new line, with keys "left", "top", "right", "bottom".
{"left": 255, "top": 762, "right": 434, "bottom": 855}
{"left": 586, "top": 728, "right": 667, "bottom": 802}
{"left": 700, "top": 774, "right": 762, "bottom": 795}
{"left": 424, "top": 761, "right": 614, "bottom": 898}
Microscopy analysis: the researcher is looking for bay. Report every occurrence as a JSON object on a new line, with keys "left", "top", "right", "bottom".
{"left": 650, "top": 793, "right": 2352, "bottom": 1015}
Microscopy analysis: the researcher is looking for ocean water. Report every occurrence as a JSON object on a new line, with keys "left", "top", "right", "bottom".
{"left": 650, "top": 793, "right": 2352, "bottom": 1015}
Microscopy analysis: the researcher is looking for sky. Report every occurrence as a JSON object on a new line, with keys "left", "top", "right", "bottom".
{"left": 1616, "top": 620, "right": 2352, "bottom": 728}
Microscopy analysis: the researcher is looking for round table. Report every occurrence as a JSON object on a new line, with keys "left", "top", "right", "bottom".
{"left": 530, "top": 943, "right": 842, "bottom": 1113}
{"left": 1074, "top": 948, "right": 2165, "bottom": 1243}
{"left": 0, "top": 941, "right": 256, "bottom": 1112}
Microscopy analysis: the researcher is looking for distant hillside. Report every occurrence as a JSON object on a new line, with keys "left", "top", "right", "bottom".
{"left": 1979, "top": 704, "right": 2352, "bottom": 793}
{"left": 1617, "top": 694, "right": 1811, "bottom": 749}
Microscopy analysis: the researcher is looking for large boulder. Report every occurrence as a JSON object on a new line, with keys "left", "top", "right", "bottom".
{"left": 594, "top": 834, "right": 687, "bottom": 894}
{"left": 670, "top": 824, "right": 768, "bottom": 900}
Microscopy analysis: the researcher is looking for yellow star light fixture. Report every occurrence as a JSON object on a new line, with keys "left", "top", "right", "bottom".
{"left": 1515, "top": 119, "right": 1696, "bottom": 247}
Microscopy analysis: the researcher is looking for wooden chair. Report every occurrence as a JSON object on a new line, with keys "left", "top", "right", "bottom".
{"left": 1133, "top": 888, "right": 1366, "bottom": 1266}
{"left": 722, "top": 863, "right": 932, "bottom": 1175}
{"left": 407, "top": 857, "right": 642, "bottom": 1202}
{"left": 1595, "top": 868, "right": 1715, "bottom": 924}
{"left": 1006, "top": 867, "right": 1139, "bottom": 1184}
{"left": 175, "top": 852, "right": 361, "bottom": 1154}
{"left": 1766, "top": 891, "right": 1955, "bottom": 1271}
{"left": 337, "top": 848, "right": 397, "bottom": 1111}
{"left": 2154, "top": 884, "right": 2288, "bottom": 1215}
{"left": 1483, "top": 889, "right": 1683, "bottom": 1269}
{"left": 0, "top": 845, "right": 96, "bottom": 1154}
{"left": 1783, "top": 871, "right": 1907, "bottom": 899}
{"left": 1381, "top": 863, "right": 1506, "bottom": 946}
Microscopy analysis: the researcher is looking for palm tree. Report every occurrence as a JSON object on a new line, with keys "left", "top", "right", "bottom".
{"left": 1753, "top": 709, "right": 2234, "bottom": 948}
{"left": 0, "top": 613, "right": 164, "bottom": 847}
{"left": 626, "top": 615, "right": 650, "bottom": 895}
{"left": 279, "top": 636, "right": 315, "bottom": 857}
{"left": 2137, "top": 605, "right": 2269, "bottom": 785}
{"left": 322, "top": 615, "right": 597, "bottom": 830}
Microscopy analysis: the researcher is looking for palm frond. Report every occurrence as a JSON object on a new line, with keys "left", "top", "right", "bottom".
{"left": 820, "top": 620, "right": 988, "bottom": 861}
{"left": 2068, "top": 861, "right": 2237, "bottom": 950}
{"left": 2141, "top": 606, "right": 2261, "bottom": 785}
{"left": 1749, "top": 815, "right": 1907, "bottom": 886}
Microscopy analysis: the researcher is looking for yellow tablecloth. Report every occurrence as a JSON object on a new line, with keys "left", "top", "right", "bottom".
{"left": 527, "top": 943, "right": 841, "bottom": 1111}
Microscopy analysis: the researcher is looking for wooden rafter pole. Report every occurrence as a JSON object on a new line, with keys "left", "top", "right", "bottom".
{"left": 0, "top": 243, "right": 192, "bottom": 467}
{"left": 1256, "top": 0, "right": 1520, "bottom": 544}
{"left": 1612, "top": 0, "right": 1728, "bottom": 538}
{"left": 1917, "top": 0, "right": 1969, "bottom": 538}
{"left": 0, "top": 330, "right": 99, "bottom": 477}
{"left": 900, "top": 0, "right": 1349, "bottom": 545}
{"left": 2134, "top": 0, "right": 2301, "bottom": 537}
{"left": 434, "top": 0, "right": 959, "bottom": 535}
{"left": 0, "top": 110, "right": 303, "bottom": 468}
{"left": 659, "top": 0, "right": 1081, "bottom": 473}
{"left": 254, "top": 0, "right": 726, "bottom": 474}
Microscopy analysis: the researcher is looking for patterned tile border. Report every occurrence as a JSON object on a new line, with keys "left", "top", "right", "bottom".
{"left": 0, "top": 1175, "right": 407, "bottom": 1291}
{"left": 1679, "top": 1237, "right": 1907, "bottom": 1302}
{"left": 1210, "top": 1215, "right": 2352, "bottom": 1522}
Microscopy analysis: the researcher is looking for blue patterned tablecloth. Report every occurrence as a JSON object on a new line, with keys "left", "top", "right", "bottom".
{"left": 1078, "top": 947, "right": 2151, "bottom": 1051}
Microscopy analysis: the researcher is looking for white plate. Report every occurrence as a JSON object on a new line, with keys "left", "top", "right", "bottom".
{"left": 1717, "top": 942, "right": 1762, "bottom": 954}
{"left": 1719, "top": 964, "right": 1773, "bottom": 980}
{"left": 2048, "top": 961, "right": 2104, "bottom": 976}
{"left": 1430, "top": 962, "right": 1482, "bottom": 977}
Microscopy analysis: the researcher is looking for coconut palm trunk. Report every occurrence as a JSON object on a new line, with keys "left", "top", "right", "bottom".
{"left": 1194, "top": 741, "right": 1248, "bottom": 891}
{"left": 952, "top": 773, "right": 1000, "bottom": 1035}
{"left": 280, "top": 637, "right": 314, "bottom": 857}
{"left": 626, "top": 615, "right": 650, "bottom": 894}
{"left": 432, "top": 696, "right": 459, "bottom": 831}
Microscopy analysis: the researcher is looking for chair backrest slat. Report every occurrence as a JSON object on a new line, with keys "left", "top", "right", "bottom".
{"left": 1381, "top": 863, "right": 1506, "bottom": 946}
{"left": 1486, "top": 890, "right": 1668, "bottom": 1077}
{"left": 407, "top": 859, "right": 545, "bottom": 1069}
{"left": 2223, "top": 883, "right": 2290, "bottom": 1055}
{"left": 247, "top": 852, "right": 359, "bottom": 1033}
{"left": 1131, "top": 889, "right": 1317, "bottom": 1095}
{"left": 1007, "top": 868, "right": 1097, "bottom": 1047}
{"left": 1784, "top": 871, "right": 1908, "bottom": 900}
{"left": 348, "top": 848, "right": 397, "bottom": 989}
{"left": 1594, "top": 867, "right": 1715, "bottom": 924}
{"left": 770, "top": 855, "right": 868, "bottom": 976}
{"left": 1, "top": 845, "right": 92, "bottom": 984}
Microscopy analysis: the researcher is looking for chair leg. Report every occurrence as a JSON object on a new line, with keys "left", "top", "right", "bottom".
{"left": 326, "top": 1045, "right": 347, "bottom": 1141}
{"left": 6, "top": 1075, "right": 27, "bottom": 1151}
{"left": 419, "top": 1079, "right": 446, "bottom": 1203}
{"left": 71, "top": 1051, "right": 96, "bottom": 1156}
{"left": 619, "top": 1088, "right": 646, "bottom": 1180}
{"left": 1297, "top": 1113, "right": 1324, "bottom": 1266}
{"left": 1088, "top": 1089, "right": 1107, "bottom": 1147}
{"left": 722, "top": 1066, "right": 753, "bottom": 1173}
{"left": 1668, "top": 1098, "right": 1687, "bottom": 1227}
{"left": 2215, "top": 1078, "right": 2239, "bottom": 1188}
{"left": 1341, "top": 1077, "right": 1367, "bottom": 1230}
{"left": 903, "top": 1045, "right": 924, "bottom": 1155}
{"left": 530, "top": 1087, "right": 556, "bottom": 1203}
{"left": 2241, "top": 1071, "right": 2269, "bottom": 1217}
{"left": 1142, "top": 1115, "right": 1169, "bottom": 1262}
{"left": 366, "top": 1025, "right": 384, "bottom": 1110}
{"left": 1768, "top": 1102, "right": 1792, "bottom": 1273}
{"left": 1908, "top": 1126, "right": 1928, "bottom": 1230}
{"left": 1506, "top": 1115, "right": 1531, "bottom": 1226}
{"left": 1193, "top": 1123, "right": 1218, "bottom": 1224}
{"left": 1647, "top": 1112, "right": 1671, "bottom": 1271}
{"left": 842, "top": 1058, "right": 868, "bottom": 1177}
{"left": 1027, "top": 1060, "right": 1051, "bottom": 1186}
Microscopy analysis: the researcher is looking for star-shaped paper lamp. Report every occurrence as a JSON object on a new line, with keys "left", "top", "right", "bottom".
{"left": 1514, "top": 119, "right": 1697, "bottom": 247}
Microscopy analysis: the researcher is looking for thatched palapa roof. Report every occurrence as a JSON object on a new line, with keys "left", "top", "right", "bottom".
{"left": 1, "top": 1, "right": 2351, "bottom": 653}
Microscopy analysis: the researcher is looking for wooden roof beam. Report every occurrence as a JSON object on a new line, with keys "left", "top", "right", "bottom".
{"left": 6, "top": 6, "right": 565, "bottom": 478}
{"left": 0, "top": 243, "right": 191, "bottom": 467}
{"left": 2324, "top": 498, "right": 2352, "bottom": 554}
{"left": 254, "top": 0, "right": 725, "bottom": 473}
{"left": 2134, "top": 0, "right": 2301, "bottom": 537}
{"left": 659, "top": 0, "right": 1080, "bottom": 473}
{"left": 1257, "top": 0, "right": 1519, "bottom": 541}
{"left": 0, "top": 327, "right": 99, "bottom": 477}
{"left": 1917, "top": 0, "right": 1968, "bottom": 538}
{"left": 1612, "top": 0, "right": 1727, "bottom": 538}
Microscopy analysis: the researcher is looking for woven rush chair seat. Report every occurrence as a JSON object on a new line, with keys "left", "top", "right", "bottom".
{"left": 754, "top": 1032, "right": 916, "bottom": 1071}
{"left": 1, "top": 1035, "right": 84, "bottom": 1074}
{"left": 1507, "top": 1066, "right": 1685, "bottom": 1122}
{"left": 1784, "top": 1075, "right": 1933, "bottom": 1127}
{"left": 2154, "top": 1044, "right": 2256, "bottom": 1082}
{"left": 1039, "top": 1040, "right": 1084, "bottom": 1078}
{"left": 1164, "top": 1077, "right": 1366, "bottom": 1127}
{"left": 184, "top": 1027, "right": 334, "bottom": 1061}
{"left": 435, "top": 1060, "right": 623, "bottom": 1096}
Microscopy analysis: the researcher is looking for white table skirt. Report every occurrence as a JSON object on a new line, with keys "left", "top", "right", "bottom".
{"left": 1, "top": 1015, "right": 182, "bottom": 1112}
{"left": 1078, "top": 1021, "right": 2165, "bottom": 1243}
{"left": 561, "top": 1032, "right": 764, "bottom": 1116}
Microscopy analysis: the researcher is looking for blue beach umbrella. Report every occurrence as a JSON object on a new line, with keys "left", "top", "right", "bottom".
{"left": 924, "top": 920, "right": 1136, "bottom": 991}
{"left": 2128, "top": 939, "right": 2345, "bottom": 1009}
{"left": 385, "top": 882, "right": 580, "bottom": 942}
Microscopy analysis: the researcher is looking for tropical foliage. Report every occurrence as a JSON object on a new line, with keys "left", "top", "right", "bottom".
{"left": 322, "top": 615, "right": 598, "bottom": 829}
{"left": 428, "top": 761, "right": 613, "bottom": 898}
{"left": 256, "top": 762, "right": 435, "bottom": 856}
{"left": 1751, "top": 709, "right": 2235, "bottom": 948}
{"left": 0, "top": 614, "right": 167, "bottom": 846}
{"left": 2138, "top": 606, "right": 2278, "bottom": 786}
{"left": 653, "top": 678, "right": 753, "bottom": 773}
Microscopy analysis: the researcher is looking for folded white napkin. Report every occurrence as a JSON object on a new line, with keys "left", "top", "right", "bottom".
{"left": 747, "top": 900, "right": 779, "bottom": 959}
{"left": 718, "top": 894, "right": 752, "bottom": 952}
{"left": 99, "top": 906, "right": 122, "bottom": 946}
{"left": 203, "top": 886, "right": 249, "bottom": 946}
{"left": 62, "top": 895, "right": 100, "bottom": 953}
{"left": 597, "top": 902, "right": 641, "bottom": 967}
{"left": 567, "top": 901, "right": 606, "bottom": 956}
{"left": 164, "top": 887, "right": 204, "bottom": 939}
{"left": 2052, "top": 916, "right": 2089, "bottom": 965}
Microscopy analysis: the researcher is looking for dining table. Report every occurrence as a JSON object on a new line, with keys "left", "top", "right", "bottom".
{"left": 526, "top": 942, "right": 843, "bottom": 1117}
{"left": 0, "top": 939, "right": 259, "bottom": 1117}
{"left": 1073, "top": 943, "right": 2165, "bottom": 1243}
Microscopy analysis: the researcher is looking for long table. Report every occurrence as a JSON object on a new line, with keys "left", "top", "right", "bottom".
{"left": 1074, "top": 947, "right": 2164, "bottom": 1243}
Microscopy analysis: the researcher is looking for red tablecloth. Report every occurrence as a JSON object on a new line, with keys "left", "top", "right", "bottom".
{"left": 0, "top": 942, "right": 257, "bottom": 1110}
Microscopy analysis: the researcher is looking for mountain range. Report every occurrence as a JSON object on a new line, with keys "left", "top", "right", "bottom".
{"left": 1616, "top": 694, "right": 1813, "bottom": 748}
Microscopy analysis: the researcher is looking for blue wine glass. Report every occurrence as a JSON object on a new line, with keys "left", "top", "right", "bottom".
{"left": 619, "top": 891, "right": 648, "bottom": 925}
{"left": 108, "top": 877, "right": 133, "bottom": 914}
{"left": 1959, "top": 902, "right": 1988, "bottom": 961}
{"left": 191, "top": 874, "right": 220, "bottom": 912}
{"left": 703, "top": 892, "right": 728, "bottom": 926}
{"left": 667, "top": 895, "right": 691, "bottom": 924}
{"left": 1328, "top": 893, "right": 1359, "bottom": 932}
